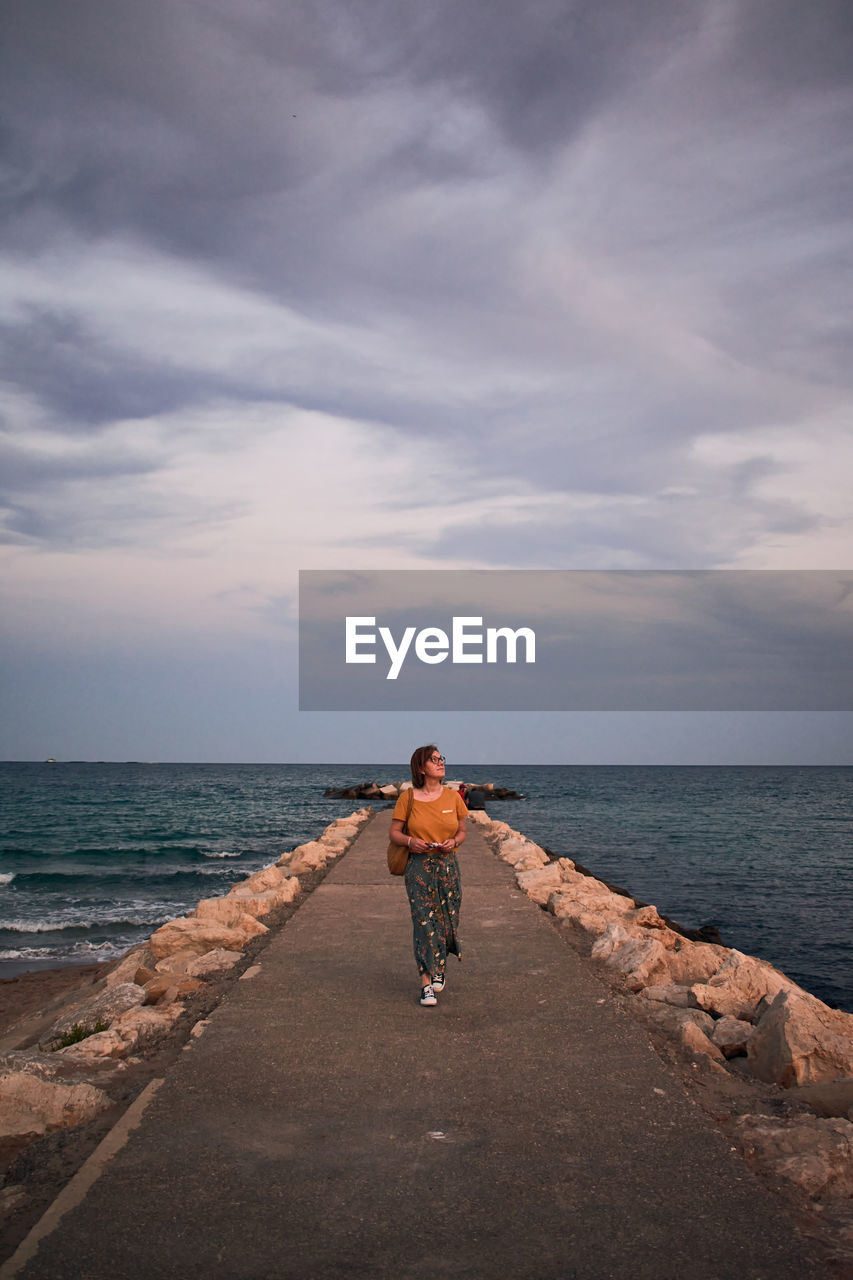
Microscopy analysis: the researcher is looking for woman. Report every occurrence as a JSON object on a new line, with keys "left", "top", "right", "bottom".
{"left": 389, "top": 745, "right": 467, "bottom": 1006}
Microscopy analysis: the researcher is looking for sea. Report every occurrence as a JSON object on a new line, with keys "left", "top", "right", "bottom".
{"left": 0, "top": 763, "right": 851, "bottom": 1012}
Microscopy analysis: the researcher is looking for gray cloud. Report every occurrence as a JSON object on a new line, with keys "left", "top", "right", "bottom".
{"left": 1, "top": 0, "right": 851, "bottom": 562}
{"left": 0, "top": 308, "right": 214, "bottom": 426}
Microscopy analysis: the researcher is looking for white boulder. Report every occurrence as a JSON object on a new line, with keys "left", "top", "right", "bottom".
{"left": 235, "top": 864, "right": 290, "bottom": 894}
{"left": 548, "top": 872, "right": 636, "bottom": 940}
{"left": 747, "top": 988, "right": 853, "bottom": 1087}
{"left": 277, "top": 840, "right": 331, "bottom": 874}
{"left": 711, "top": 1015, "right": 755, "bottom": 1058}
{"left": 149, "top": 915, "right": 266, "bottom": 961}
{"left": 227, "top": 880, "right": 300, "bottom": 918}
{"left": 44, "top": 982, "right": 146, "bottom": 1048}
{"left": 692, "top": 950, "right": 806, "bottom": 1022}
{"left": 590, "top": 924, "right": 668, "bottom": 990}
{"left": 184, "top": 948, "right": 244, "bottom": 977}
{"left": 639, "top": 984, "right": 697, "bottom": 1008}
{"left": 734, "top": 1113, "right": 853, "bottom": 1200}
{"left": 105, "top": 946, "right": 154, "bottom": 988}
{"left": 516, "top": 863, "right": 564, "bottom": 904}
{"left": 0, "top": 1057, "right": 110, "bottom": 1138}
{"left": 193, "top": 897, "right": 271, "bottom": 929}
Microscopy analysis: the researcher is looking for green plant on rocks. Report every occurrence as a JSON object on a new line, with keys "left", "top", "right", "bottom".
{"left": 54, "top": 1019, "right": 109, "bottom": 1048}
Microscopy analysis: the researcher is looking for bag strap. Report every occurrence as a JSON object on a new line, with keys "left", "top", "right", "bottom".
{"left": 402, "top": 786, "right": 414, "bottom": 834}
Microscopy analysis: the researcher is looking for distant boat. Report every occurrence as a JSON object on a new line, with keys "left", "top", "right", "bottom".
{"left": 44, "top": 757, "right": 57, "bottom": 763}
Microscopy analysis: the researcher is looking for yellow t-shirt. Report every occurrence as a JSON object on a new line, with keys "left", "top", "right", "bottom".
{"left": 392, "top": 788, "right": 467, "bottom": 845}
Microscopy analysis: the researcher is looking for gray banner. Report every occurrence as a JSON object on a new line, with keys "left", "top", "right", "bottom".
{"left": 298, "top": 570, "right": 853, "bottom": 710}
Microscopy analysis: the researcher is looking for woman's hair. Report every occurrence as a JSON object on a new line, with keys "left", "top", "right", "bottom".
{"left": 410, "top": 744, "right": 439, "bottom": 789}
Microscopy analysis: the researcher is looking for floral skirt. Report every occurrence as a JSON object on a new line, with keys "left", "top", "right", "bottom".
{"left": 404, "top": 851, "right": 461, "bottom": 980}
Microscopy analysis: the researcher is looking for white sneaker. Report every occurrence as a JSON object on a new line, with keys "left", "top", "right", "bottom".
{"left": 432, "top": 974, "right": 445, "bottom": 992}
{"left": 419, "top": 984, "right": 437, "bottom": 1006}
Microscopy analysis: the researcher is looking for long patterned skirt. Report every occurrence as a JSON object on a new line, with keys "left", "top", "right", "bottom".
{"left": 404, "top": 851, "right": 462, "bottom": 980}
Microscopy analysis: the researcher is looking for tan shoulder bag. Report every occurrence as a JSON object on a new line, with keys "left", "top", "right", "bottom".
{"left": 387, "top": 787, "right": 414, "bottom": 875}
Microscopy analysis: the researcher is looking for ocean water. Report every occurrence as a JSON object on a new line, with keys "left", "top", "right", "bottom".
{"left": 0, "top": 763, "right": 851, "bottom": 1011}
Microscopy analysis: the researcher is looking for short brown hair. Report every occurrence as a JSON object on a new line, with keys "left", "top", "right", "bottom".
{"left": 410, "top": 744, "right": 439, "bottom": 789}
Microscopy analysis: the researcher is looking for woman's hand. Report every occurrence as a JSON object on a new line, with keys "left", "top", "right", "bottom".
{"left": 408, "top": 837, "right": 431, "bottom": 854}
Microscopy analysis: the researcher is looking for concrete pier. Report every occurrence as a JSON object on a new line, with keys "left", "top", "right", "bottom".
{"left": 8, "top": 815, "right": 823, "bottom": 1279}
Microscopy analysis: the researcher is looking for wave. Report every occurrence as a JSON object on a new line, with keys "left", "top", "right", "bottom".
{"left": 0, "top": 940, "right": 127, "bottom": 963}
{"left": 0, "top": 908, "right": 182, "bottom": 935}
{"left": 7, "top": 867, "right": 238, "bottom": 887}
{"left": 1, "top": 845, "right": 253, "bottom": 867}
{"left": 0, "top": 874, "right": 15, "bottom": 886}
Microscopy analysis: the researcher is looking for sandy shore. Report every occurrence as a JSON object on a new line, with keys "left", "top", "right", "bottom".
{"left": 0, "top": 962, "right": 108, "bottom": 1037}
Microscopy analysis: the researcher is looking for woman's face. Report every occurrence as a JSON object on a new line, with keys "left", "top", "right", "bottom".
{"left": 423, "top": 750, "right": 446, "bottom": 783}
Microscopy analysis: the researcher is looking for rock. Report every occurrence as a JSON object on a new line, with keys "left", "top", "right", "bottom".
{"left": 58, "top": 1003, "right": 184, "bottom": 1059}
{"left": 639, "top": 984, "right": 697, "bottom": 1008}
{"left": 111, "top": 1004, "right": 183, "bottom": 1052}
{"left": 0, "top": 1060, "right": 110, "bottom": 1138}
{"left": 62, "top": 1004, "right": 185, "bottom": 1059}
{"left": 377, "top": 784, "right": 398, "bottom": 798}
{"left": 550, "top": 882, "right": 637, "bottom": 942}
{"left": 747, "top": 988, "right": 853, "bottom": 1087}
{"left": 194, "top": 897, "right": 266, "bottom": 928}
{"left": 316, "top": 836, "right": 349, "bottom": 854}
{"left": 680, "top": 1021, "right": 726, "bottom": 1062}
{"left": 466, "top": 811, "right": 491, "bottom": 825}
{"left": 154, "top": 948, "right": 203, "bottom": 974}
{"left": 500, "top": 837, "right": 549, "bottom": 869}
{"left": 235, "top": 864, "right": 291, "bottom": 894}
{"left": 52, "top": 1029, "right": 125, "bottom": 1059}
{"left": 193, "top": 895, "right": 286, "bottom": 930}
{"left": 734, "top": 1113, "right": 853, "bottom": 1200}
{"left": 277, "top": 840, "right": 332, "bottom": 874}
{"left": 0, "top": 1185, "right": 27, "bottom": 1214}
{"left": 227, "top": 880, "right": 300, "bottom": 918}
{"left": 657, "top": 940, "right": 729, "bottom": 987}
{"left": 787, "top": 1080, "right": 853, "bottom": 1119}
{"left": 643, "top": 1003, "right": 717, "bottom": 1038}
{"left": 628, "top": 905, "right": 668, "bottom": 930}
{"left": 142, "top": 974, "right": 204, "bottom": 1005}
{"left": 516, "top": 863, "right": 564, "bottom": 904}
{"left": 321, "top": 826, "right": 358, "bottom": 844}
{"left": 514, "top": 850, "right": 550, "bottom": 871}
{"left": 105, "top": 946, "right": 154, "bottom": 987}
{"left": 44, "top": 982, "right": 146, "bottom": 1048}
{"left": 711, "top": 1015, "right": 755, "bottom": 1058}
{"left": 496, "top": 836, "right": 547, "bottom": 867}
{"left": 692, "top": 950, "right": 805, "bottom": 1022}
{"left": 184, "top": 949, "right": 244, "bottom": 977}
{"left": 149, "top": 915, "right": 266, "bottom": 961}
{"left": 590, "top": 924, "right": 668, "bottom": 991}
{"left": 641, "top": 1003, "right": 726, "bottom": 1062}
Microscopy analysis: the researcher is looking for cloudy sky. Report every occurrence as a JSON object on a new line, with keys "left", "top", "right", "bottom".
{"left": 2, "top": 0, "right": 852, "bottom": 763}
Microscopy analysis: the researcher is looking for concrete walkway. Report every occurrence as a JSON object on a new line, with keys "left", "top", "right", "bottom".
{"left": 9, "top": 816, "right": 824, "bottom": 1279}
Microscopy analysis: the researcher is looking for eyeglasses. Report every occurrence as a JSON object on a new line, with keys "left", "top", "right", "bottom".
{"left": 428, "top": 754, "right": 446, "bottom": 764}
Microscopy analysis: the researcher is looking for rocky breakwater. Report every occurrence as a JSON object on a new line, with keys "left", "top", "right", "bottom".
{"left": 0, "top": 809, "right": 372, "bottom": 1158}
{"left": 323, "top": 779, "right": 523, "bottom": 800}
{"left": 468, "top": 808, "right": 853, "bottom": 1262}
